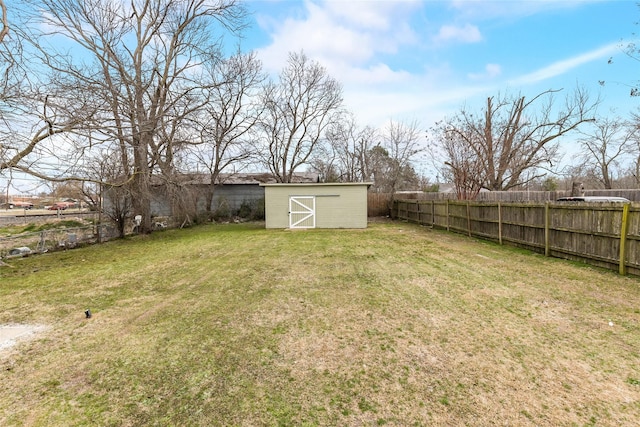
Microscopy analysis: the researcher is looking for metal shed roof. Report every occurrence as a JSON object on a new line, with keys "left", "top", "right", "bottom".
{"left": 260, "top": 182, "right": 373, "bottom": 187}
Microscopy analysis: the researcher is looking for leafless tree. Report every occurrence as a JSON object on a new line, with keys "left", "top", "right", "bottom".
{"left": 190, "top": 50, "right": 265, "bottom": 216}
{"left": 0, "top": 1, "right": 32, "bottom": 173}
{"left": 380, "top": 119, "right": 424, "bottom": 194}
{"left": 576, "top": 116, "right": 633, "bottom": 189}
{"left": 307, "top": 142, "right": 340, "bottom": 182}
{"left": 24, "top": 0, "right": 246, "bottom": 233}
{"left": 626, "top": 109, "right": 640, "bottom": 188}
{"left": 0, "top": 1, "right": 7, "bottom": 44}
{"left": 318, "top": 116, "right": 422, "bottom": 193}
{"left": 259, "top": 51, "right": 343, "bottom": 183}
{"left": 0, "top": 4, "right": 105, "bottom": 188}
{"left": 430, "top": 87, "right": 598, "bottom": 197}
{"left": 95, "top": 150, "right": 134, "bottom": 238}
{"left": 429, "top": 118, "right": 485, "bottom": 199}
{"left": 1, "top": 86, "right": 99, "bottom": 178}
{"left": 323, "top": 113, "right": 378, "bottom": 182}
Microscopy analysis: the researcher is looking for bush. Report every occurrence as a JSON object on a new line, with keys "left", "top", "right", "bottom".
{"left": 237, "top": 200, "right": 252, "bottom": 219}
{"left": 236, "top": 198, "right": 264, "bottom": 220}
{"left": 212, "top": 197, "right": 231, "bottom": 221}
{"left": 251, "top": 197, "right": 265, "bottom": 220}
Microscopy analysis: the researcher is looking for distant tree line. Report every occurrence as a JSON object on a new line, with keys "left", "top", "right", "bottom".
{"left": 2, "top": 0, "right": 640, "bottom": 232}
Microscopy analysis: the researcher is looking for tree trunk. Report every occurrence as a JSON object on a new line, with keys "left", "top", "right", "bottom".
{"left": 131, "top": 143, "right": 152, "bottom": 234}
{"left": 571, "top": 182, "right": 585, "bottom": 197}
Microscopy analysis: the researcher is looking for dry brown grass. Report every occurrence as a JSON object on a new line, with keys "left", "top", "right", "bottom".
{"left": 1, "top": 221, "right": 639, "bottom": 426}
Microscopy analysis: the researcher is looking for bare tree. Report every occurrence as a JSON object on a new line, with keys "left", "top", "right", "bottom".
{"left": 96, "top": 150, "right": 134, "bottom": 238}
{"left": 308, "top": 141, "right": 340, "bottom": 182}
{"left": 0, "top": 1, "right": 35, "bottom": 174}
{"left": 0, "top": 0, "right": 7, "bottom": 44}
{"left": 259, "top": 51, "right": 343, "bottom": 183}
{"left": 1, "top": 87, "right": 99, "bottom": 177}
{"left": 561, "top": 164, "right": 603, "bottom": 192}
{"left": 380, "top": 120, "right": 424, "bottom": 194}
{"left": 27, "top": 0, "right": 246, "bottom": 233}
{"left": 430, "top": 88, "right": 598, "bottom": 197}
{"left": 319, "top": 117, "right": 422, "bottom": 193}
{"left": 430, "top": 119, "right": 485, "bottom": 199}
{"left": 627, "top": 109, "right": 640, "bottom": 187}
{"left": 190, "top": 50, "right": 264, "bottom": 216}
{"left": 323, "top": 113, "right": 378, "bottom": 182}
{"left": 577, "top": 116, "right": 633, "bottom": 189}
{"left": 1, "top": 2, "right": 106, "bottom": 184}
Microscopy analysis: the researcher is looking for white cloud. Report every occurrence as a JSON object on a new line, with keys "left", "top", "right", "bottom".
{"left": 448, "top": 0, "right": 589, "bottom": 21}
{"left": 256, "top": 3, "right": 373, "bottom": 72}
{"left": 247, "top": 0, "right": 640, "bottom": 147}
{"left": 343, "top": 80, "right": 495, "bottom": 131}
{"left": 252, "top": 0, "right": 492, "bottom": 128}
{"left": 255, "top": 0, "right": 420, "bottom": 75}
{"left": 434, "top": 24, "right": 482, "bottom": 44}
{"left": 509, "top": 42, "right": 620, "bottom": 86}
{"left": 323, "top": 0, "right": 419, "bottom": 31}
{"left": 468, "top": 63, "right": 502, "bottom": 81}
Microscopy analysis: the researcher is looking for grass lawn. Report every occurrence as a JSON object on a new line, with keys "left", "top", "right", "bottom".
{"left": 1, "top": 221, "right": 640, "bottom": 426}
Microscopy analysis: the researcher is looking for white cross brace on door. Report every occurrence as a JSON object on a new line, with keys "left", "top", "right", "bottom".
{"left": 289, "top": 196, "right": 316, "bottom": 228}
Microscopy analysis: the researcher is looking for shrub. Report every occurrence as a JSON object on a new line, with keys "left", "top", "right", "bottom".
{"left": 212, "top": 197, "right": 231, "bottom": 221}
{"left": 236, "top": 198, "right": 265, "bottom": 220}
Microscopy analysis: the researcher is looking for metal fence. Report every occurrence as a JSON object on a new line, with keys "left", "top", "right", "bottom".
{"left": 394, "top": 199, "right": 640, "bottom": 276}
{"left": 0, "top": 224, "right": 118, "bottom": 260}
{"left": 0, "top": 211, "right": 98, "bottom": 225}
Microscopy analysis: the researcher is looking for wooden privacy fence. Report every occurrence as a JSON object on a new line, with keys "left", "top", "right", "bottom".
{"left": 368, "top": 193, "right": 392, "bottom": 217}
{"left": 394, "top": 199, "right": 640, "bottom": 276}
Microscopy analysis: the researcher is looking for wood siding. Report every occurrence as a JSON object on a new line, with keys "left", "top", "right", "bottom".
{"left": 263, "top": 183, "right": 370, "bottom": 229}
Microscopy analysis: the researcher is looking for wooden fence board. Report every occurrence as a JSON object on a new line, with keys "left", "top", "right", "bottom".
{"left": 393, "top": 199, "right": 640, "bottom": 276}
{"left": 367, "top": 193, "right": 392, "bottom": 217}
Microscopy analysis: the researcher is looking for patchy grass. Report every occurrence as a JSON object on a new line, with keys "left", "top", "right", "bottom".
{"left": 1, "top": 221, "right": 640, "bottom": 426}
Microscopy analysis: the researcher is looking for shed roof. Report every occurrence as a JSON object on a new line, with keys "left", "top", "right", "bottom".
{"left": 260, "top": 182, "right": 372, "bottom": 187}
{"left": 150, "top": 172, "right": 319, "bottom": 186}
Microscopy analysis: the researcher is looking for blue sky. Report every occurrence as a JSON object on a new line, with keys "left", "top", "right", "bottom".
{"left": 240, "top": 0, "right": 640, "bottom": 129}
{"left": 5, "top": 0, "right": 640, "bottom": 193}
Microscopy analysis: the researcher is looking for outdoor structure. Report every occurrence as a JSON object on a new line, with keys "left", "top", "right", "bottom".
{"left": 261, "top": 182, "right": 372, "bottom": 229}
{"left": 102, "top": 172, "right": 318, "bottom": 218}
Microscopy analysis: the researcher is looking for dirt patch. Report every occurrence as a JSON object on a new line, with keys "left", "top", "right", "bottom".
{"left": 0, "top": 324, "right": 47, "bottom": 352}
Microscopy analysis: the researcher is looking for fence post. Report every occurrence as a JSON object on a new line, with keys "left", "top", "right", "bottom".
{"left": 431, "top": 200, "right": 435, "bottom": 228}
{"left": 38, "top": 231, "right": 46, "bottom": 253}
{"left": 544, "top": 202, "right": 550, "bottom": 257}
{"left": 466, "top": 201, "right": 471, "bottom": 237}
{"left": 498, "top": 201, "right": 503, "bottom": 245}
{"left": 619, "top": 203, "right": 630, "bottom": 276}
{"left": 446, "top": 199, "right": 450, "bottom": 231}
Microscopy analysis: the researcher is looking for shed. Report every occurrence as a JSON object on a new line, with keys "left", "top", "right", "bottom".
{"left": 260, "top": 182, "right": 372, "bottom": 229}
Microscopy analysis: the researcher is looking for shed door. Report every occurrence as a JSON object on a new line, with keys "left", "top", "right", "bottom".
{"left": 289, "top": 196, "right": 316, "bottom": 228}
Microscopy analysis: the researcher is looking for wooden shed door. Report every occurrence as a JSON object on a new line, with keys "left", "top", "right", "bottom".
{"left": 289, "top": 196, "right": 315, "bottom": 228}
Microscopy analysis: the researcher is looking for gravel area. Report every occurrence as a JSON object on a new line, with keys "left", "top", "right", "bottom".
{"left": 0, "top": 325, "right": 46, "bottom": 352}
